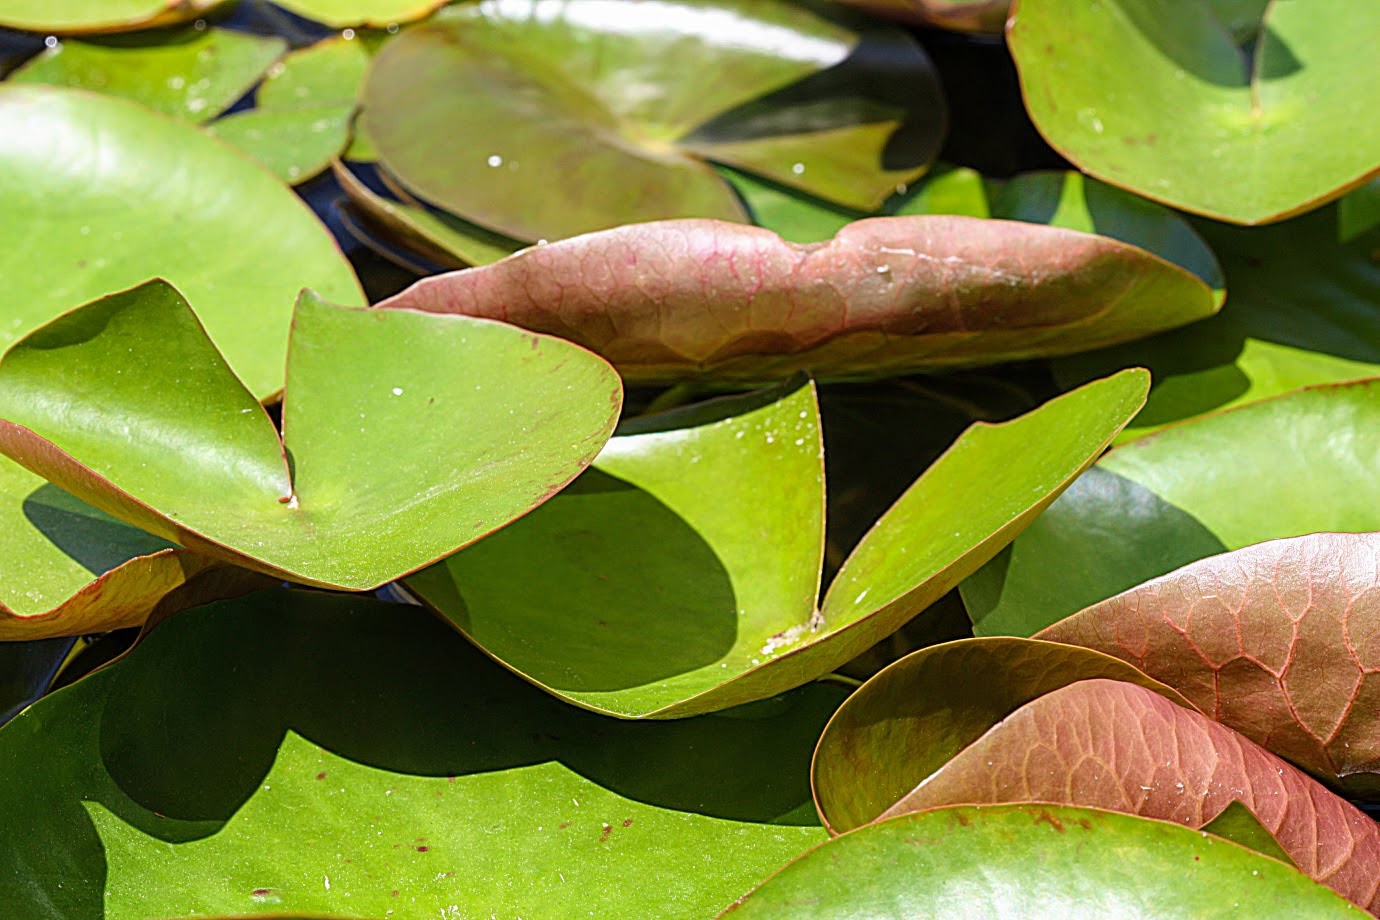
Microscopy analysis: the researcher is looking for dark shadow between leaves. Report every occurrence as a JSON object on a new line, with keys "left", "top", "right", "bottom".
{"left": 414, "top": 467, "right": 738, "bottom": 692}
{"left": 23, "top": 483, "right": 173, "bottom": 576}
{"left": 80, "top": 591, "right": 833, "bottom": 848}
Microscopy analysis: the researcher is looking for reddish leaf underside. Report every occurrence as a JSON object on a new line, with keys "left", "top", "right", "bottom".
{"left": 1039, "top": 532, "right": 1380, "bottom": 793}
{"left": 881, "top": 679, "right": 1380, "bottom": 913}
{"left": 375, "top": 216, "right": 1216, "bottom": 383}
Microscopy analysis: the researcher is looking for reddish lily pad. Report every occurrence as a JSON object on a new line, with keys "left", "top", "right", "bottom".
{"left": 1039, "top": 532, "right": 1380, "bottom": 795}
{"left": 362, "top": 0, "right": 945, "bottom": 241}
{"left": 811, "top": 637, "right": 1194, "bottom": 834}
{"left": 375, "top": 216, "right": 1216, "bottom": 384}
{"left": 406, "top": 370, "right": 1147, "bottom": 718}
{"left": 0, "top": 280, "right": 622, "bottom": 591}
{"left": 828, "top": 0, "right": 1009, "bottom": 32}
{"left": 881, "top": 679, "right": 1380, "bottom": 912}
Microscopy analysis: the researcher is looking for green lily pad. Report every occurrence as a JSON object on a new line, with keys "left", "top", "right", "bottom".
{"left": 0, "top": 85, "right": 361, "bottom": 401}
{"left": 721, "top": 804, "right": 1358, "bottom": 918}
{"left": 811, "top": 637, "right": 1194, "bottom": 834}
{"left": 0, "top": 280, "right": 622, "bottom": 590}
{"left": 0, "top": 589, "right": 844, "bottom": 918}
{"left": 0, "top": 637, "right": 72, "bottom": 725}
{"left": 1055, "top": 205, "right": 1380, "bottom": 440}
{"left": 962, "top": 378, "right": 1380, "bottom": 637}
{"left": 210, "top": 36, "right": 370, "bottom": 185}
{"left": 332, "top": 160, "right": 526, "bottom": 268}
{"left": 877, "top": 679, "right": 1380, "bottom": 912}
{"left": 273, "top": 0, "right": 447, "bottom": 28}
{"left": 0, "top": 0, "right": 222, "bottom": 34}
{"left": 1008, "top": 0, "right": 1380, "bottom": 224}
{"left": 9, "top": 27, "right": 285, "bottom": 122}
{"left": 406, "top": 370, "right": 1146, "bottom": 718}
{"left": 1039, "top": 531, "right": 1380, "bottom": 795}
{"left": 362, "top": 0, "right": 945, "bottom": 241}
{"left": 375, "top": 217, "right": 1215, "bottom": 384}
{"left": 1203, "top": 801, "right": 1297, "bottom": 867}
{"left": 1339, "top": 178, "right": 1380, "bottom": 242}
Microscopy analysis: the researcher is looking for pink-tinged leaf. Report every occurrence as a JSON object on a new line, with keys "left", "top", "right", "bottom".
{"left": 882, "top": 679, "right": 1380, "bottom": 913}
{"left": 1038, "top": 532, "right": 1380, "bottom": 794}
{"left": 374, "top": 217, "right": 1217, "bottom": 384}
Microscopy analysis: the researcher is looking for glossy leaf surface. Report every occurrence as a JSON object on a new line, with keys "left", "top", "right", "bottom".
{"left": 880, "top": 679, "right": 1380, "bottom": 912}
{"left": 273, "top": 0, "right": 448, "bottom": 27}
{"left": 1040, "top": 532, "right": 1380, "bottom": 794}
{"left": 362, "top": 0, "right": 944, "bottom": 240}
{"left": 1009, "top": 0, "right": 1380, "bottom": 223}
{"left": 376, "top": 217, "right": 1214, "bottom": 384}
{"left": 811, "top": 638, "right": 1194, "bottom": 833}
{"left": 0, "top": 0, "right": 220, "bottom": 34}
{"left": 722, "top": 804, "right": 1359, "bottom": 918}
{"left": 210, "top": 38, "right": 369, "bottom": 184}
{"left": 963, "top": 378, "right": 1380, "bottom": 636}
{"left": 0, "top": 590, "right": 842, "bottom": 918}
{"left": 1056, "top": 206, "right": 1380, "bottom": 440}
{"left": 827, "top": 0, "right": 1009, "bottom": 32}
{"left": 10, "top": 28, "right": 285, "bottom": 122}
{"left": 0, "top": 281, "right": 622, "bottom": 590}
{"left": 408, "top": 370, "right": 1146, "bottom": 717}
{"left": 0, "top": 85, "right": 361, "bottom": 400}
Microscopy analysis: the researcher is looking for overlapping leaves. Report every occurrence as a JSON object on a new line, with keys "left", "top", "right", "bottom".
{"left": 0, "top": 280, "right": 622, "bottom": 593}
{"left": 406, "top": 368, "right": 1147, "bottom": 717}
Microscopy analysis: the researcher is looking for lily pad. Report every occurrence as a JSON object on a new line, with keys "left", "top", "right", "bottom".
{"left": 1056, "top": 205, "right": 1380, "bottom": 440}
{"left": 273, "top": 0, "right": 448, "bottom": 28}
{"left": 405, "top": 370, "right": 1147, "bottom": 718}
{"left": 962, "top": 378, "right": 1380, "bottom": 636}
{"left": 0, "top": 637, "right": 72, "bottom": 726}
{"left": 878, "top": 679, "right": 1380, "bottom": 912}
{"left": 721, "top": 804, "right": 1359, "bottom": 918}
{"left": 9, "top": 27, "right": 285, "bottom": 122}
{"left": 1008, "top": 0, "right": 1380, "bottom": 223}
{"left": 210, "top": 36, "right": 370, "bottom": 184}
{"left": 0, "top": 280, "right": 622, "bottom": 590}
{"left": 374, "top": 216, "right": 1216, "bottom": 384}
{"left": 0, "top": 84, "right": 361, "bottom": 401}
{"left": 362, "top": 0, "right": 945, "bottom": 241}
{"left": 811, "top": 637, "right": 1194, "bottom": 834}
{"left": 0, "top": 589, "right": 844, "bottom": 918}
{"left": 1039, "top": 532, "right": 1380, "bottom": 795}
{"left": 0, "top": 0, "right": 222, "bottom": 34}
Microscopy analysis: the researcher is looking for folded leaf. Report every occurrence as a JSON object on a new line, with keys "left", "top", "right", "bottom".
{"left": 811, "top": 637, "right": 1195, "bottom": 833}
{"left": 722, "top": 804, "right": 1358, "bottom": 918}
{"left": 408, "top": 370, "right": 1147, "bottom": 717}
{"left": 1040, "top": 532, "right": 1380, "bottom": 794}
{"left": 882, "top": 679, "right": 1380, "bottom": 912}
{"left": 376, "top": 217, "right": 1216, "bottom": 383}
{"left": 0, "top": 280, "right": 622, "bottom": 590}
